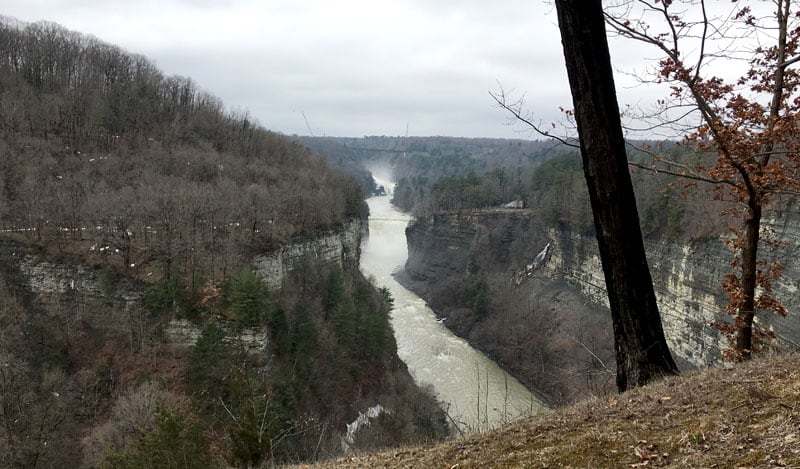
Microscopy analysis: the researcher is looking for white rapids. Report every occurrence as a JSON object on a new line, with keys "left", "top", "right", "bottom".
{"left": 359, "top": 182, "right": 546, "bottom": 433}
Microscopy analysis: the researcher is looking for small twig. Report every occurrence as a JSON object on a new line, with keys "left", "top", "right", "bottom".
{"left": 566, "top": 334, "right": 613, "bottom": 373}
{"left": 731, "top": 402, "right": 749, "bottom": 411}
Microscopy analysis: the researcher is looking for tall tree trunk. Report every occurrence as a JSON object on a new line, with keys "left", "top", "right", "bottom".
{"left": 732, "top": 0, "right": 788, "bottom": 360}
{"left": 554, "top": 0, "right": 679, "bottom": 391}
{"left": 736, "top": 199, "right": 762, "bottom": 359}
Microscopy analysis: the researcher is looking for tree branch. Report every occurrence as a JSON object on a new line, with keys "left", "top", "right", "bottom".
{"left": 489, "top": 89, "right": 579, "bottom": 149}
{"left": 627, "top": 159, "right": 734, "bottom": 187}
{"left": 567, "top": 335, "right": 613, "bottom": 374}
{"left": 692, "top": 0, "right": 709, "bottom": 86}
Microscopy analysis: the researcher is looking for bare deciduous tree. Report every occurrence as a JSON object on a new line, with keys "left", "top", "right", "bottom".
{"left": 606, "top": 0, "right": 800, "bottom": 360}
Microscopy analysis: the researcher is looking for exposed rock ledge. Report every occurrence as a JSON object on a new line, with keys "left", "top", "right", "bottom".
{"left": 167, "top": 219, "right": 365, "bottom": 346}
{"left": 0, "top": 219, "right": 365, "bottom": 343}
{"left": 253, "top": 219, "right": 364, "bottom": 290}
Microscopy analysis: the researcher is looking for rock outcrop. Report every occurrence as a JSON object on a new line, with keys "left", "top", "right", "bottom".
{"left": 0, "top": 219, "right": 366, "bottom": 341}
{"left": 253, "top": 219, "right": 364, "bottom": 289}
{"left": 0, "top": 238, "right": 144, "bottom": 332}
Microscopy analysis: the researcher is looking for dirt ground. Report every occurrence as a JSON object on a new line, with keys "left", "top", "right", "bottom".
{"left": 296, "top": 353, "right": 800, "bottom": 468}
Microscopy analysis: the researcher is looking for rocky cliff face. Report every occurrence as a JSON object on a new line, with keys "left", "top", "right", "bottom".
{"left": 546, "top": 212, "right": 800, "bottom": 366}
{"left": 545, "top": 228, "right": 729, "bottom": 366}
{"left": 405, "top": 210, "right": 800, "bottom": 369}
{"left": 0, "top": 219, "right": 366, "bottom": 340}
{"left": 405, "top": 211, "right": 541, "bottom": 283}
{"left": 253, "top": 219, "right": 364, "bottom": 290}
{"left": 168, "top": 219, "right": 365, "bottom": 346}
{"left": 0, "top": 238, "right": 145, "bottom": 333}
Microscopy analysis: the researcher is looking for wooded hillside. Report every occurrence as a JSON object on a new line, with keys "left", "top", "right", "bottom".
{"left": 0, "top": 18, "right": 448, "bottom": 467}
{"left": 0, "top": 17, "right": 366, "bottom": 279}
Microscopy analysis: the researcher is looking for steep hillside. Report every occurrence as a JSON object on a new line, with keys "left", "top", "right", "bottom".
{"left": 302, "top": 353, "right": 800, "bottom": 468}
{"left": 0, "top": 18, "right": 367, "bottom": 268}
{"left": 0, "top": 18, "right": 447, "bottom": 467}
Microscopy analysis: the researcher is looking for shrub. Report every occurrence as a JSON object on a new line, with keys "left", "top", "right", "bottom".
{"left": 224, "top": 267, "right": 271, "bottom": 329}
{"left": 104, "top": 407, "right": 211, "bottom": 469}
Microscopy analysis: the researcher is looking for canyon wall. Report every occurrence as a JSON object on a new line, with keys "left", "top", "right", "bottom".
{"left": 0, "top": 238, "right": 145, "bottom": 332}
{"left": 405, "top": 210, "right": 800, "bottom": 369}
{"left": 404, "top": 211, "right": 614, "bottom": 403}
{"left": 171, "top": 219, "right": 365, "bottom": 345}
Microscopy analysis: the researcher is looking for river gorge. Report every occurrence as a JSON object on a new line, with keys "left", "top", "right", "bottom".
{"left": 359, "top": 188, "right": 546, "bottom": 433}
{"left": 401, "top": 205, "right": 800, "bottom": 403}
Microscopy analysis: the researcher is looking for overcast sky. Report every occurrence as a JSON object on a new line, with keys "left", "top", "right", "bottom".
{"left": 4, "top": 0, "right": 658, "bottom": 139}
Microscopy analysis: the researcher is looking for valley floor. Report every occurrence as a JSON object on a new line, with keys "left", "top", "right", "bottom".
{"left": 298, "top": 353, "right": 800, "bottom": 468}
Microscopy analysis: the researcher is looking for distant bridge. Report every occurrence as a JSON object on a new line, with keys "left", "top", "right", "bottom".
{"left": 367, "top": 217, "right": 410, "bottom": 222}
{"left": 346, "top": 145, "right": 409, "bottom": 154}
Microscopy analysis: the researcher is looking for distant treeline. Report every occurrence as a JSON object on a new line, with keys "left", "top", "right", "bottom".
{"left": 391, "top": 144, "right": 727, "bottom": 242}
{"left": 298, "top": 135, "right": 565, "bottom": 209}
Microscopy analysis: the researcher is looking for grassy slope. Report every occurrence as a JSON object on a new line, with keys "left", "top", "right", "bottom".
{"left": 299, "top": 353, "right": 800, "bottom": 468}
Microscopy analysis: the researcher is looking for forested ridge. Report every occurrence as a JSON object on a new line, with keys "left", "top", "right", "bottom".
{"left": 0, "top": 17, "right": 447, "bottom": 468}
{"left": 0, "top": 16, "right": 367, "bottom": 273}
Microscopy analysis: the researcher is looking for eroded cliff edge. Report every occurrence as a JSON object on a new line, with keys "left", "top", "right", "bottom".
{"left": 0, "top": 220, "right": 365, "bottom": 340}
{"left": 402, "top": 209, "right": 800, "bottom": 402}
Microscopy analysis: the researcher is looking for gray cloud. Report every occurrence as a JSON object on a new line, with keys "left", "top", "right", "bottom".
{"left": 4, "top": 0, "right": 586, "bottom": 138}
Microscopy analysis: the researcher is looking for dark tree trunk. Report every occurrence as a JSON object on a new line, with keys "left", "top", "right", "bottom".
{"left": 736, "top": 199, "right": 762, "bottom": 359}
{"left": 554, "top": 0, "right": 679, "bottom": 391}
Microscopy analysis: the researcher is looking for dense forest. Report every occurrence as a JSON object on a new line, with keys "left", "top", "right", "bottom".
{"left": 299, "top": 135, "right": 562, "bottom": 210}
{"left": 0, "top": 17, "right": 448, "bottom": 467}
{"left": 293, "top": 136, "right": 384, "bottom": 196}
{"left": 384, "top": 143, "right": 729, "bottom": 244}
{"left": 391, "top": 138, "right": 557, "bottom": 214}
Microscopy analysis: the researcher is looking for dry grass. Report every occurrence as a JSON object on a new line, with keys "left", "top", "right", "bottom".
{"left": 297, "top": 353, "right": 800, "bottom": 468}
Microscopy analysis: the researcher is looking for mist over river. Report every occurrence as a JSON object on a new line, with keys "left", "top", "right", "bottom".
{"left": 359, "top": 185, "right": 546, "bottom": 433}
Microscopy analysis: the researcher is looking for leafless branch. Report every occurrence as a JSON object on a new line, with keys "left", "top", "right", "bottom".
{"left": 219, "top": 397, "right": 239, "bottom": 423}
{"left": 566, "top": 335, "right": 613, "bottom": 374}
{"left": 622, "top": 105, "right": 699, "bottom": 133}
{"left": 627, "top": 159, "right": 733, "bottom": 187}
{"left": 489, "top": 89, "right": 579, "bottom": 149}
{"left": 780, "top": 54, "right": 800, "bottom": 68}
{"left": 692, "top": 0, "right": 710, "bottom": 85}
